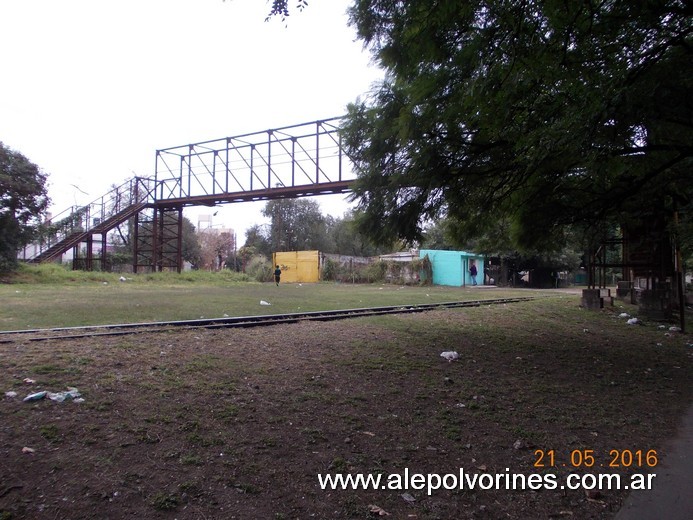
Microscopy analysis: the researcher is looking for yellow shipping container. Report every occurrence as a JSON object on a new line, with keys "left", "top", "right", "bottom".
{"left": 272, "top": 251, "right": 320, "bottom": 283}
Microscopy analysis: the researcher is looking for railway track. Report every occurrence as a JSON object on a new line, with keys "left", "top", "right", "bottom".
{"left": 0, "top": 296, "right": 538, "bottom": 343}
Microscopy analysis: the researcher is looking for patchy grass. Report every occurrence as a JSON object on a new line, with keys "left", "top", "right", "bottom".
{"left": 0, "top": 296, "right": 690, "bottom": 519}
{"left": 0, "top": 267, "right": 548, "bottom": 330}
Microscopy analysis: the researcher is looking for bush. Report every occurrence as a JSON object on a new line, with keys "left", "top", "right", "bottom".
{"left": 245, "top": 255, "right": 272, "bottom": 282}
{"left": 363, "top": 261, "right": 387, "bottom": 283}
{"left": 3, "top": 262, "right": 253, "bottom": 285}
{"left": 321, "top": 258, "right": 339, "bottom": 281}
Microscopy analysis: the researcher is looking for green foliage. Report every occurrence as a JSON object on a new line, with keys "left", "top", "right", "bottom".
{"left": 320, "top": 258, "right": 339, "bottom": 281}
{"left": 363, "top": 261, "right": 387, "bottom": 283}
{"left": 150, "top": 492, "right": 179, "bottom": 511}
{"left": 262, "top": 199, "right": 334, "bottom": 253}
{"left": 244, "top": 204, "right": 394, "bottom": 259}
{"left": 5, "top": 262, "right": 250, "bottom": 285}
{"left": 331, "top": 209, "right": 391, "bottom": 256}
{"left": 419, "top": 255, "right": 433, "bottom": 285}
{"left": 181, "top": 216, "right": 202, "bottom": 266}
{"left": 0, "top": 142, "right": 50, "bottom": 272}
{"left": 243, "top": 225, "right": 272, "bottom": 258}
{"left": 320, "top": 258, "right": 388, "bottom": 283}
{"left": 343, "top": 0, "right": 692, "bottom": 252}
{"left": 245, "top": 254, "right": 273, "bottom": 282}
{"left": 421, "top": 220, "right": 456, "bottom": 250}
{"left": 264, "top": 0, "right": 309, "bottom": 22}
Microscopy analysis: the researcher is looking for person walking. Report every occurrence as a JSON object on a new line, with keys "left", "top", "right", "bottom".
{"left": 274, "top": 265, "right": 282, "bottom": 286}
{"left": 469, "top": 262, "right": 478, "bottom": 286}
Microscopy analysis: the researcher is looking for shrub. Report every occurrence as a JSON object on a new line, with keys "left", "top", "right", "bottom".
{"left": 245, "top": 255, "right": 272, "bottom": 282}
{"left": 321, "top": 258, "right": 339, "bottom": 281}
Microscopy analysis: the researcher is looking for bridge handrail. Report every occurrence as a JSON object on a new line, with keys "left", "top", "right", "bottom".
{"left": 22, "top": 177, "right": 157, "bottom": 261}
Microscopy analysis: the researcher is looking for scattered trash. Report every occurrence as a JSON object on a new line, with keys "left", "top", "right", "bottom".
{"left": 260, "top": 300, "right": 271, "bottom": 306}
{"left": 5, "top": 391, "right": 18, "bottom": 398}
{"left": 618, "top": 312, "right": 630, "bottom": 318}
{"left": 401, "top": 492, "right": 416, "bottom": 504}
{"left": 669, "top": 326, "right": 681, "bottom": 332}
{"left": 23, "top": 391, "right": 47, "bottom": 402}
{"left": 22, "top": 387, "right": 82, "bottom": 403}
{"left": 513, "top": 439, "right": 526, "bottom": 450}
{"left": 102, "top": 281, "right": 108, "bottom": 285}
{"left": 23, "top": 378, "right": 36, "bottom": 384}
{"left": 119, "top": 276, "right": 127, "bottom": 282}
{"left": 658, "top": 325, "right": 666, "bottom": 329}
{"left": 22, "top": 447, "right": 36, "bottom": 454}
{"left": 455, "top": 403, "right": 466, "bottom": 408}
{"left": 440, "top": 351, "right": 459, "bottom": 362}
{"left": 368, "top": 504, "right": 391, "bottom": 516}
{"left": 626, "top": 318, "right": 640, "bottom": 325}
{"left": 47, "top": 387, "right": 81, "bottom": 402}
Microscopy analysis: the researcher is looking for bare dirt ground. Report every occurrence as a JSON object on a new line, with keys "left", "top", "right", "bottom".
{"left": 1, "top": 298, "right": 691, "bottom": 519}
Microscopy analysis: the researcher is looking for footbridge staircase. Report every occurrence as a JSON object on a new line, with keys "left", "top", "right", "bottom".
{"left": 22, "top": 118, "right": 353, "bottom": 272}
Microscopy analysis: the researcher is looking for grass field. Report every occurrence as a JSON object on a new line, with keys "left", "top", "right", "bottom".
{"left": 0, "top": 264, "right": 552, "bottom": 330}
{"left": 0, "top": 265, "right": 691, "bottom": 519}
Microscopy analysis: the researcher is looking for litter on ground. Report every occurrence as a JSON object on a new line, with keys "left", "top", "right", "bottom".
{"left": 21, "top": 387, "right": 82, "bottom": 403}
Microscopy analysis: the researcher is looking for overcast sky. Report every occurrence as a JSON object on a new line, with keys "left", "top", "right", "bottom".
{"left": 0, "top": 0, "right": 382, "bottom": 240}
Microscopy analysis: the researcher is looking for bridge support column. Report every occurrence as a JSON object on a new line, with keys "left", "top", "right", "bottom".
{"left": 133, "top": 206, "right": 183, "bottom": 273}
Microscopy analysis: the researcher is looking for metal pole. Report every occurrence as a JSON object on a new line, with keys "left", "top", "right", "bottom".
{"left": 291, "top": 138, "right": 296, "bottom": 187}
{"left": 132, "top": 210, "right": 140, "bottom": 274}
{"left": 315, "top": 122, "right": 320, "bottom": 183}
{"left": 267, "top": 130, "right": 272, "bottom": 189}
{"left": 225, "top": 141, "right": 230, "bottom": 193}
{"left": 250, "top": 145, "right": 255, "bottom": 190}
{"left": 176, "top": 207, "right": 183, "bottom": 273}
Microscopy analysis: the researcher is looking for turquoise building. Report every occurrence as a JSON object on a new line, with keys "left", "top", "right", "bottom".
{"left": 419, "top": 249, "right": 485, "bottom": 287}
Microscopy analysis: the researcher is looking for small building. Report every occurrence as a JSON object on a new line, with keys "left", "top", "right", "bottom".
{"left": 378, "top": 250, "right": 421, "bottom": 284}
{"left": 272, "top": 250, "right": 320, "bottom": 283}
{"left": 419, "top": 249, "right": 485, "bottom": 287}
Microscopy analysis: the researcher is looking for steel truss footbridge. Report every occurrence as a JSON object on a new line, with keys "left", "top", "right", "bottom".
{"left": 24, "top": 117, "right": 353, "bottom": 272}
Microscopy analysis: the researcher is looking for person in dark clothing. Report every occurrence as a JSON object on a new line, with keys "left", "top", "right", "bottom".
{"left": 469, "top": 262, "right": 478, "bottom": 286}
{"left": 274, "top": 265, "right": 281, "bottom": 286}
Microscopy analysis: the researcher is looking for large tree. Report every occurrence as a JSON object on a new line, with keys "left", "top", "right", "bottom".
{"left": 262, "top": 198, "right": 334, "bottom": 252}
{"left": 0, "top": 143, "right": 50, "bottom": 271}
{"left": 342, "top": 0, "right": 692, "bottom": 252}
{"left": 197, "top": 229, "right": 235, "bottom": 271}
{"left": 332, "top": 209, "right": 392, "bottom": 256}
